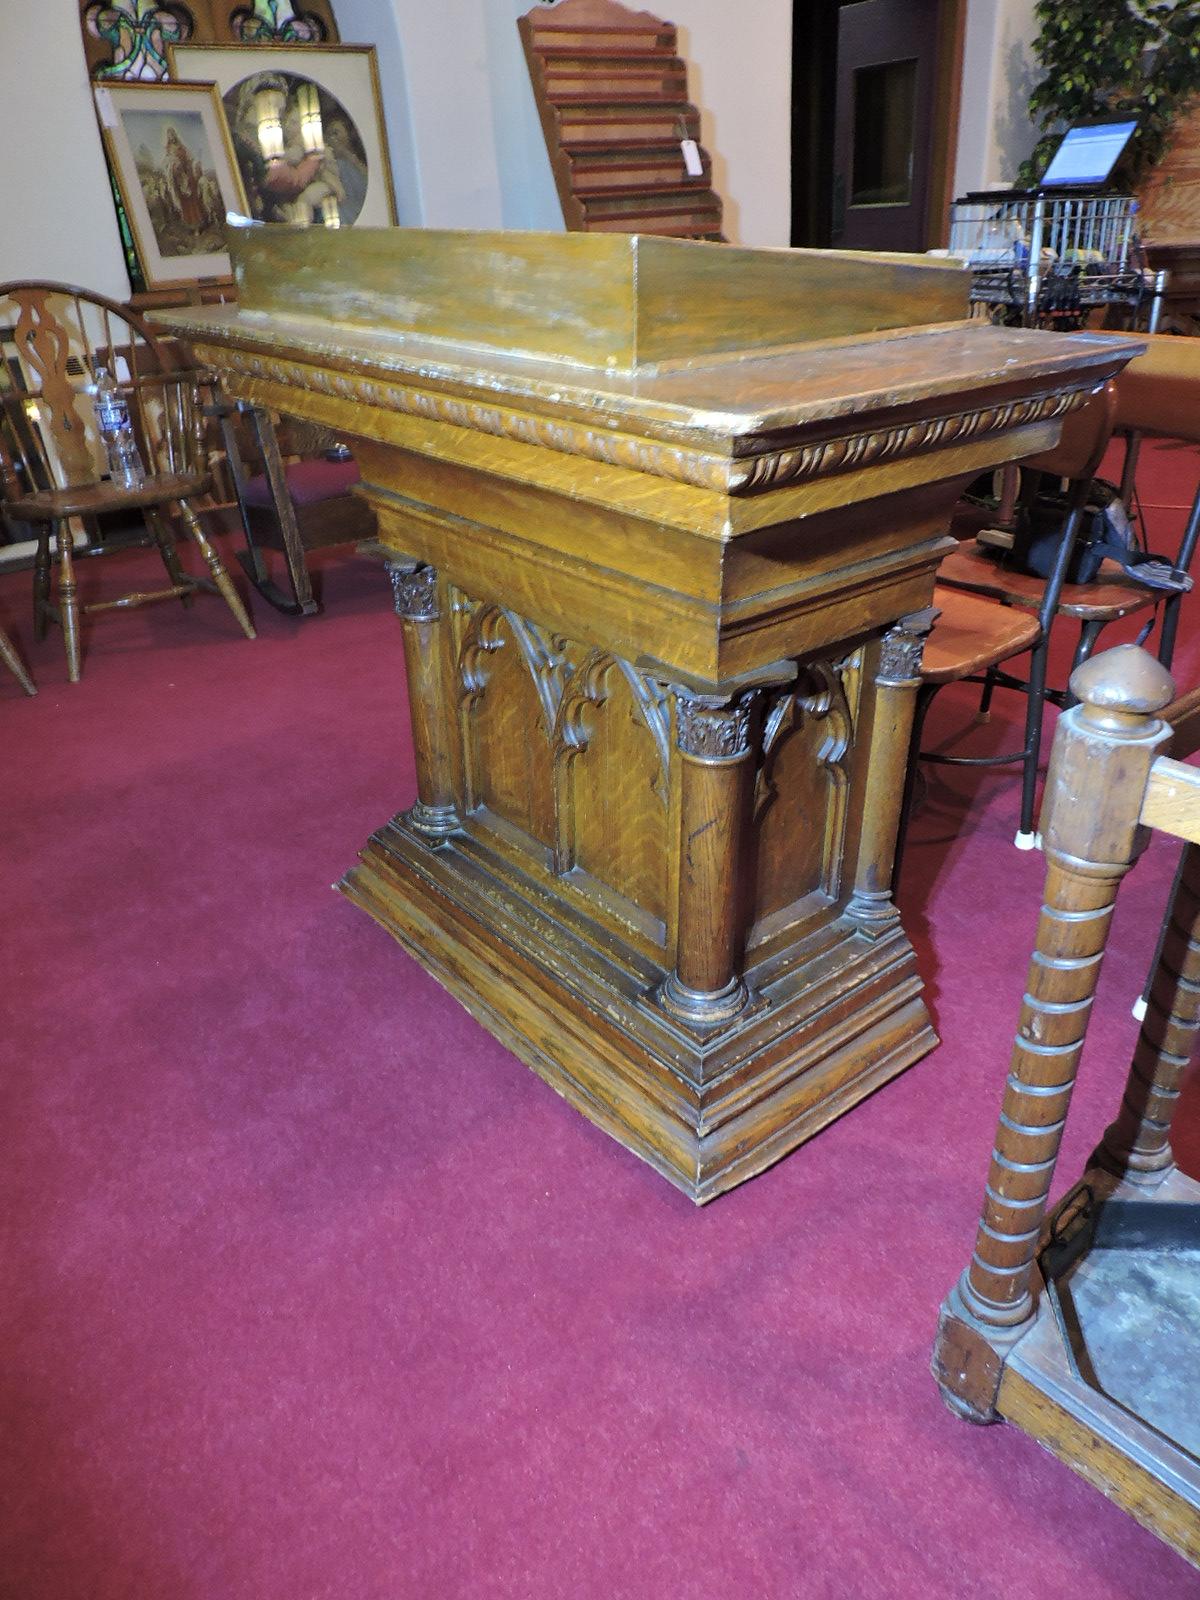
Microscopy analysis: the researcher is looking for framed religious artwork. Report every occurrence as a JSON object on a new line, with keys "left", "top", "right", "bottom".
{"left": 167, "top": 43, "right": 397, "bottom": 229}
{"left": 94, "top": 79, "right": 249, "bottom": 288}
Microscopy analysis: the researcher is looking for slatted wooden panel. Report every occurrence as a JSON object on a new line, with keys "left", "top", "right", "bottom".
{"left": 519, "top": 0, "right": 724, "bottom": 241}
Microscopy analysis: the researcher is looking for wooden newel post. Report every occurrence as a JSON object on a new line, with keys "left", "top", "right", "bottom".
{"left": 658, "top": 689, "right": 759, "bottom": 1028}
{"left": 1096, "top": 839, "right": 1200, "bottom": 1185}
{"left": 388, "top": 561, "right": 461, "bottom": 840}
{"left": 933, "top": 643, "right": 1175, "bottom": 1423}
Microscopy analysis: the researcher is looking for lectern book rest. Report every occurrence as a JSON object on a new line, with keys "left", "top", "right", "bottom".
{"left": 158, "top": 229, "right": 1140, "bottom": 1201}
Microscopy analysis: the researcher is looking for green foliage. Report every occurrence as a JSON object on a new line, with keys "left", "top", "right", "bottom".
{"left": 1018, "top": 0, "right": 1200, "bottom": 188}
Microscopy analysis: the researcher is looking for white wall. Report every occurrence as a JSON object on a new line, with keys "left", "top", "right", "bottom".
{"left": 332, "top": 0, "right": 424, "bottom": 223}
{"left": 0, "top": 0, "right": 130, "bottom": 297}
{"left": 954, "top": 0, "right": 1040, "bottom": 193}
{"left": 0, "top": 0, "right": 1037, "bottom": 293}
{"left": 673, "top": 0, "right": 792, "bottom": 246}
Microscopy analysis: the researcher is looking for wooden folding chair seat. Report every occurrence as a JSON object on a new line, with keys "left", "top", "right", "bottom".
{"left": 0, "top": 282, "right": 256, "bottom": 681}
{"left": 897, "top": 386, "right": 1118, "bottom": 868}
{"left": 940, "top": 335, "right": 1200, "bottom": 673}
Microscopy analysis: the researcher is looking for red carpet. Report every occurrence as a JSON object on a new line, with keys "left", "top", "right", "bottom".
{"left": 2, "top": 442, "right": 1198, "bottom": 1599}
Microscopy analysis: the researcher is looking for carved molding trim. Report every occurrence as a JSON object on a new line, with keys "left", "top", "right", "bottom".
{"left": 731, "top": 390, "right": 1089, "bottom": 492}
{"left": 506, "top": 613, "right": 569, "bottom": 731}
{"left": 194, "top": 340, "right": 1097, "bottom": 498}
{"left": 755, "top": 659, "right": 854, "bottom": 897}
{"left": 674, "top": 692, "right": 755, "bottom": 761}
{"left": 553, "top": 649, "right": 671, "bottom": 784}
{"left": 388, "top": 562, "right": 439, "bottom": 621}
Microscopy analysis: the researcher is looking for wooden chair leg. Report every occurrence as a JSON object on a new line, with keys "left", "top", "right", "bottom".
{"left": 1097, "top": 839, "right": 1200, "bottom": 1186}
{"left": 33, "top": 527, "right": 51, "bottom": 640}
{"left": 245, "top": 403, "right": 317, "bottom": 615}
{"left": 0, "top": 626, "right": 36, "bottom": 695}
{"left": 176, "top": 500, "right": 256, "bottom": 640}
{"left": 55, "top": 521, "right": 81, "bottom": 683}
{"left": 146, "top": 508, "right": 193, "bottom": 607}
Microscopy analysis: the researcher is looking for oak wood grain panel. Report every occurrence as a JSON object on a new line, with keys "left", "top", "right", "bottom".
{"left": 633, "top": 236, "right": 968, "bottom": 364}
{"left": 1141, "top": 755, "right": 1200, "bottom": 843}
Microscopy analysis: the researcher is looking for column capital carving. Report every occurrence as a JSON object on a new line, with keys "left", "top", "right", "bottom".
{"left": 674, "top": 690, "right": 756, "bottom": 761}
{"left": 387, "top": 562, "right": 439, "bottom": 622}
{"left": 877, "top": 606, "right": 937, "bottom": 687}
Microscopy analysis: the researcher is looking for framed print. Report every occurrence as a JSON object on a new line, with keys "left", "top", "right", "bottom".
{"left": 167, "top": 44, "right": 397, "bottom": 229}
{"left": 94, "top": 79, "right": 249, "bottom": 288}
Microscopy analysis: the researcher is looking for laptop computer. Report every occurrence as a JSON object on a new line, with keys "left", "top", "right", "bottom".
{"left": 1039, "top": 118, "right": 1138, "bottom": 188}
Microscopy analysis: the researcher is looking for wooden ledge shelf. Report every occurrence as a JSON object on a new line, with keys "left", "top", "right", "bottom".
{"left": 520, "top": 0, "right": 725, "bottom": 239}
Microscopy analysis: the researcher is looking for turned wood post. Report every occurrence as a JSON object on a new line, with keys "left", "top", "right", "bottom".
{"left": 1095, "top": 839, "right": 1200, "bottom": 1185}
{"left": 848, "top": 607, "right": 936, "bottom": 932}
{"left": 388, "top": 561, "right": 461, "bottom": 840}
{"left": 933, "top": 644, "right": 1174, "bottom": 1422}
{"left": 0, "top": 626, "right": 35, "bottom": 696}
{"left": 55, "top": 521, "right": 81, "bottom": 683}
{"left": 658, "top": 688, "right": 759, "bottom": 1028}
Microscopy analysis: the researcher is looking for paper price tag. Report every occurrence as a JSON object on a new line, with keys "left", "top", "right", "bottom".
{"left": 680, "top": 138, "right": 703, "bottom": 178}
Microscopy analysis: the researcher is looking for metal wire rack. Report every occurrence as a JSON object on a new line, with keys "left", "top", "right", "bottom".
{"left": 947, "top": 190, "right": 1165, "bottom": 328}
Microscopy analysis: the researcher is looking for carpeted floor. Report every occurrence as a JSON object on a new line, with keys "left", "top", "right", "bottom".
{"left": 2, "top": 442, "right": 1198, "bottom": 1599}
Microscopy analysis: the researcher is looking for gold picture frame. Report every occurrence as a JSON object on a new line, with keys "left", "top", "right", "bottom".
{"left": 167, "top": 43, "right": 398, "bottom": 230}
{"left": 94, "top": 79, "right": 250, "bottom": 290}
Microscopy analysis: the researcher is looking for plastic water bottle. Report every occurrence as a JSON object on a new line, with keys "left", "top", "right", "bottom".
{"left": 91, "top": 366, "right": 145, "bottom": 490}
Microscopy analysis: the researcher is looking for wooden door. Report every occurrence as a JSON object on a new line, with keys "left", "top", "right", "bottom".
{"left": 830, "top": 0, "right": 940, "bottom": 252}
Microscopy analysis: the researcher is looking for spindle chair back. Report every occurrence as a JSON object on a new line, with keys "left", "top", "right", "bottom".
{"left": 0, "top": 281, "right": 254, "bottom": 681}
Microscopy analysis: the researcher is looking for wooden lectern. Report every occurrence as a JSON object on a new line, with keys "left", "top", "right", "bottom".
{"left": 158, "top": 229, "right": 1137, "bottom": 1201}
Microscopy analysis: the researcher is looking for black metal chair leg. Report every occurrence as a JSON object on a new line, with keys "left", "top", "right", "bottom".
{"left": 977, "top": 666, "right": 998, "bottom": 720}
{"left": 1156, "top": 480, "right": 1200, "bottom": 671}
{"left": 1071, "top": 618, "right": 1105, "bottom": 680}
{"left": 893, "top": 682, "right": 938, "bottom": 891}
{"left": 1016, "top": 633, "right": 1052, "bottom": 847}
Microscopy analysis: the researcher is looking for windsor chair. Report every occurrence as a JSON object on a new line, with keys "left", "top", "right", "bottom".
{"left": 0, "top": 282, "right": 255, "bottom": 682}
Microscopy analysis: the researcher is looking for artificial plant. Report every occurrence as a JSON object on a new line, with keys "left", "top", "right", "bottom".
{"left": 1020, "top": 0, "right": 1200, "bottom": 187}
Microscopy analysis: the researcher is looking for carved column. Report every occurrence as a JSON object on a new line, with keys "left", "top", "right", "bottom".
{"left": 658, "top": 689, "right": 758, "bottom": 1028}
{"left": 388, "top": 561, "right": 461, "bottom": 839}
{"left": 932, "top": 646, "right": 1174, "bottom": 1423}
{"left": 1095, "top": 839, "right": 1200, "bottom": 1186}
{"left": 847, "top": 608, "right": 935, "bottom": 932}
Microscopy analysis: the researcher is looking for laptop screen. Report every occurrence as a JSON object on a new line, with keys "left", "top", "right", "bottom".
{"left": 1040, "top": 120, "right": 1138, "bottom": 187}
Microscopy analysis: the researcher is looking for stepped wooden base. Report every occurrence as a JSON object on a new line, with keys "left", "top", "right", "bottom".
{"left": 935, "top": 1168, "right": 1200, "bottom": 1569}
{"left": 339, "top": 811, "right": 937, "bottom": 1203}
